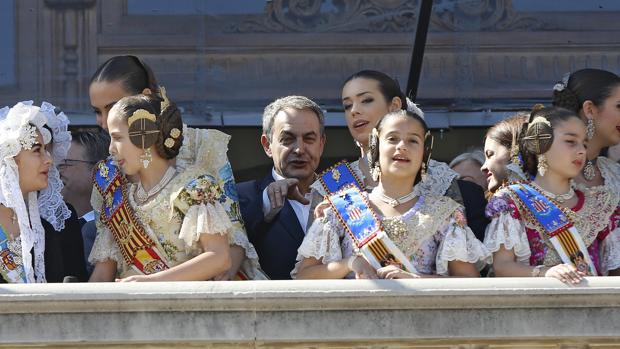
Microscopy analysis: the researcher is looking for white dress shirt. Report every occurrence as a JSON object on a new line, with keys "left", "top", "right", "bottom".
{"left": 262, "top": 168, "right": 312, "bottom": 233}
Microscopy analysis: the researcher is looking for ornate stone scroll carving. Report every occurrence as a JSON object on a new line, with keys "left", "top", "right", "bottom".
{"left": 430, "top": 0, "right": 551, "bottom": 31}
{"left": 226, "top": 0, "right": 551, "bottom": 33}
{"left": 226, "top": 0, "right": 419, "bottom": 33}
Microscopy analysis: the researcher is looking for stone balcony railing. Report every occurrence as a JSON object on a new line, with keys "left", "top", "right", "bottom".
{"left": 1, "top": 278, "right": 620, "bottom": 348}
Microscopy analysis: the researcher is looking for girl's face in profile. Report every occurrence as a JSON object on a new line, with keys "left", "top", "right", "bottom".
{"left": 107, "top": 108, "right": 146, "bottom": 176}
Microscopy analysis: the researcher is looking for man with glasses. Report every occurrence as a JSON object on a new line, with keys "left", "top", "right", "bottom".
{"left": 60, "top": 129, "right": 110, "bottom": 224}
{"left": 60, "top": 129, "right": 110, "bottom": 276}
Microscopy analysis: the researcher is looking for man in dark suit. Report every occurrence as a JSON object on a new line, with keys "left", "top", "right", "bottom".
{"left": 237, "top": 96, "right": 326, "bottom": 279}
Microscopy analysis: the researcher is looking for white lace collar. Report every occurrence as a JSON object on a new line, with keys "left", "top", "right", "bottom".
{"left": 413, "top": 160, "right": 459, "bottom": 197}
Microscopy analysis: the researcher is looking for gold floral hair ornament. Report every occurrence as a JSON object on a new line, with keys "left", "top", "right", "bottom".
{"left": 127, "top": 109, "right": 156, "bottom": 127}
{"left": 164, "top": 127, "right": 181, "bottom": 149}
{"left": 127, "top": 109, "right": 159, "bottom": 150}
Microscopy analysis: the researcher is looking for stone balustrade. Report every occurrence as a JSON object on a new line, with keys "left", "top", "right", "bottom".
{"left": 1, "top": 278, "right": 619, "bottom": 348}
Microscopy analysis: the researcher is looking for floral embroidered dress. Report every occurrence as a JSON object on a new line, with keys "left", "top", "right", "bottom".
{"left": 484, "top": 185, "right": 620, "bottom": 275}
{"left": 89, "top": 127, "right": 262, "bottom": 279}
{"left": 293, "top": 194, "right": 491, "bottom": 278}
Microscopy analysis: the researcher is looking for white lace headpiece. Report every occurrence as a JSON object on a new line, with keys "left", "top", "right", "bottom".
{"left": 405, "top": 97, "right": 425, "bottom": 119}
{"left": 36, "top": 101, "right": 72, "bottom": 231}
{"left": 0, "top": 102, "right": 51, "bottom": 283}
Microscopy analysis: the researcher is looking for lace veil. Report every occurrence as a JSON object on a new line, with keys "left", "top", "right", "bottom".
{"left": 0, "top": 102, "right": 51, "bottom": 282}
{"left": 35, "top": 101, "right": 72, "bottom": 231}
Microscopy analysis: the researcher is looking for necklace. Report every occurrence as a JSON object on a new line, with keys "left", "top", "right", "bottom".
{"left": 373, "top": 187, "right": 416, "bottom": 207}
{"left": 530, "top": 181, "right": 575, "bottom": 203}
{"left": 135, "top": 166, "right": 177, "bottom": 204}
{"left": 11, "top": 210, "right": 17, "bottom": 225}
{"left": 582, "top": 158, "right": 597, "bottom": 181}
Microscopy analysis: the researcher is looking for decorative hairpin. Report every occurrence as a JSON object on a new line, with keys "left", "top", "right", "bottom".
{"left": 128, "top": 109, "right": 156, "bottom": 127}
{"left": 164, "top": 127, "right": 181, "bottom": 148}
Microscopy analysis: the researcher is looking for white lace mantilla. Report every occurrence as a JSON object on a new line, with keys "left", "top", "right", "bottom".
{"left": 413, "top": 160, "right": 459, "bottom": 197}
{"left": 0, "top": 102, "right": 51, "bottom": 283}
{"left": 37, "top": 101, "right": 72, "bottom": 231}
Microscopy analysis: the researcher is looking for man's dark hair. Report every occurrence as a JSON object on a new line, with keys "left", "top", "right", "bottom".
{"left": 71, "top": 128, "right": 111, "bottom": 164}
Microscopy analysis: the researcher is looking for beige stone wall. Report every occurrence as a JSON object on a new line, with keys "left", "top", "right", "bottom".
{"left": 1, "top": 278, "right": 620, "bottom": 348}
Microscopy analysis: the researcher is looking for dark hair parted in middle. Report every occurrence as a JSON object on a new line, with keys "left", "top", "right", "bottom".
{"left": 368, "top": 109, "right": 433, "bottom": 185}
{"left": 343, "top": 70, "right": 408, "bottom": 109}
{"left": 519, "top": 106, "right": 582, "bottom": 177}
{"left": 113, "top": 94, "right": 184, "bottom": 159}
{"left": 552, "top": 68, "right": 620, "bottom": 113}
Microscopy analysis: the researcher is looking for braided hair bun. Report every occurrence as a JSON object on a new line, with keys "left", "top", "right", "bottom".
{"left": 154, "top": 102, "right": 183, "bottom": 159}
{"left": 112, "top": 94, "right": 184, "bottom": 160}
{"left": 552, "top": 85, "right": 580, "bottom": 113}
{"left": 519, "top": 106, "right": 580, "bottom": 176}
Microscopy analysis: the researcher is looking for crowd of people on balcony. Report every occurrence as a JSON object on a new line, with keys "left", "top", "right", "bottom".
{"left": 1, "top": 55, "right": 619, "bottom": 285}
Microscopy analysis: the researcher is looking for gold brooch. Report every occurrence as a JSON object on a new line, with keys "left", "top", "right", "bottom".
{"left": 99, "top": 162, "right": 109, "bottom": 179}
{"left": 165, "top": 127, "right": 181, "bottom": 148}
{"left": 331, "top": 168, "right": 341, "bottom": 182}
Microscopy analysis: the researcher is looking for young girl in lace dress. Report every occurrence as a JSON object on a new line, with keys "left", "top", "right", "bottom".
{"left": 88, "top": 94, "right": 261, "bottom": 281}
{"left": 311, "top": 70, "right": 488, "bottom": 241}
{"left": 294, "top": 109, "right": 491, "bottom": 279}
{"left": 88, "top": 55, "right": 259, "bottom": 280}
{"left": 485, "top": 107, "right": 620, "bottom": 283}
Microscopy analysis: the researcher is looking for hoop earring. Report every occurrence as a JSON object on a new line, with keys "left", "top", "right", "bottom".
{"left": 537, "top": 154, "right": 548, "bottom": 177}
{"left": 140, "top": 148, "right": 152, "bottom": 169}
{"left": 586, "top": 118, "right": 595, "bottom": 140}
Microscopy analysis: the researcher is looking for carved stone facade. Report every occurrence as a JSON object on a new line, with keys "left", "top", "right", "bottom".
{"left": 3, "top": 0, "right": 619, "bottom": 115}
{"left": 2, "top": 0, "right": 620, "bottom": 168}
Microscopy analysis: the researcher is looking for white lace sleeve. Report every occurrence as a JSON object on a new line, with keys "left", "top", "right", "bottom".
{"left": 88, "top": 218, "right": 123, "bottom": 265}
{"left": 291, "top": 209, "right": 346, "bottom": 278}
{"left": 483, "top": 211, "right": 530, "bottom": 264}
{"left": 601, "top": 227, "right": 620, "bottom": 275}
{"left": 435, "top": 210, "right": 492, "bottom": 276}
{"left": 173, "top": 174, "right": 235, "bottom": 249}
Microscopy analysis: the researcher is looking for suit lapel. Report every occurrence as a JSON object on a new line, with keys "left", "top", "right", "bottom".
{"left": 278, "top": 200, "right": 305, "bottom": 243}
{"left": 259, "top": 173, "right": 305, "bottom": 243}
